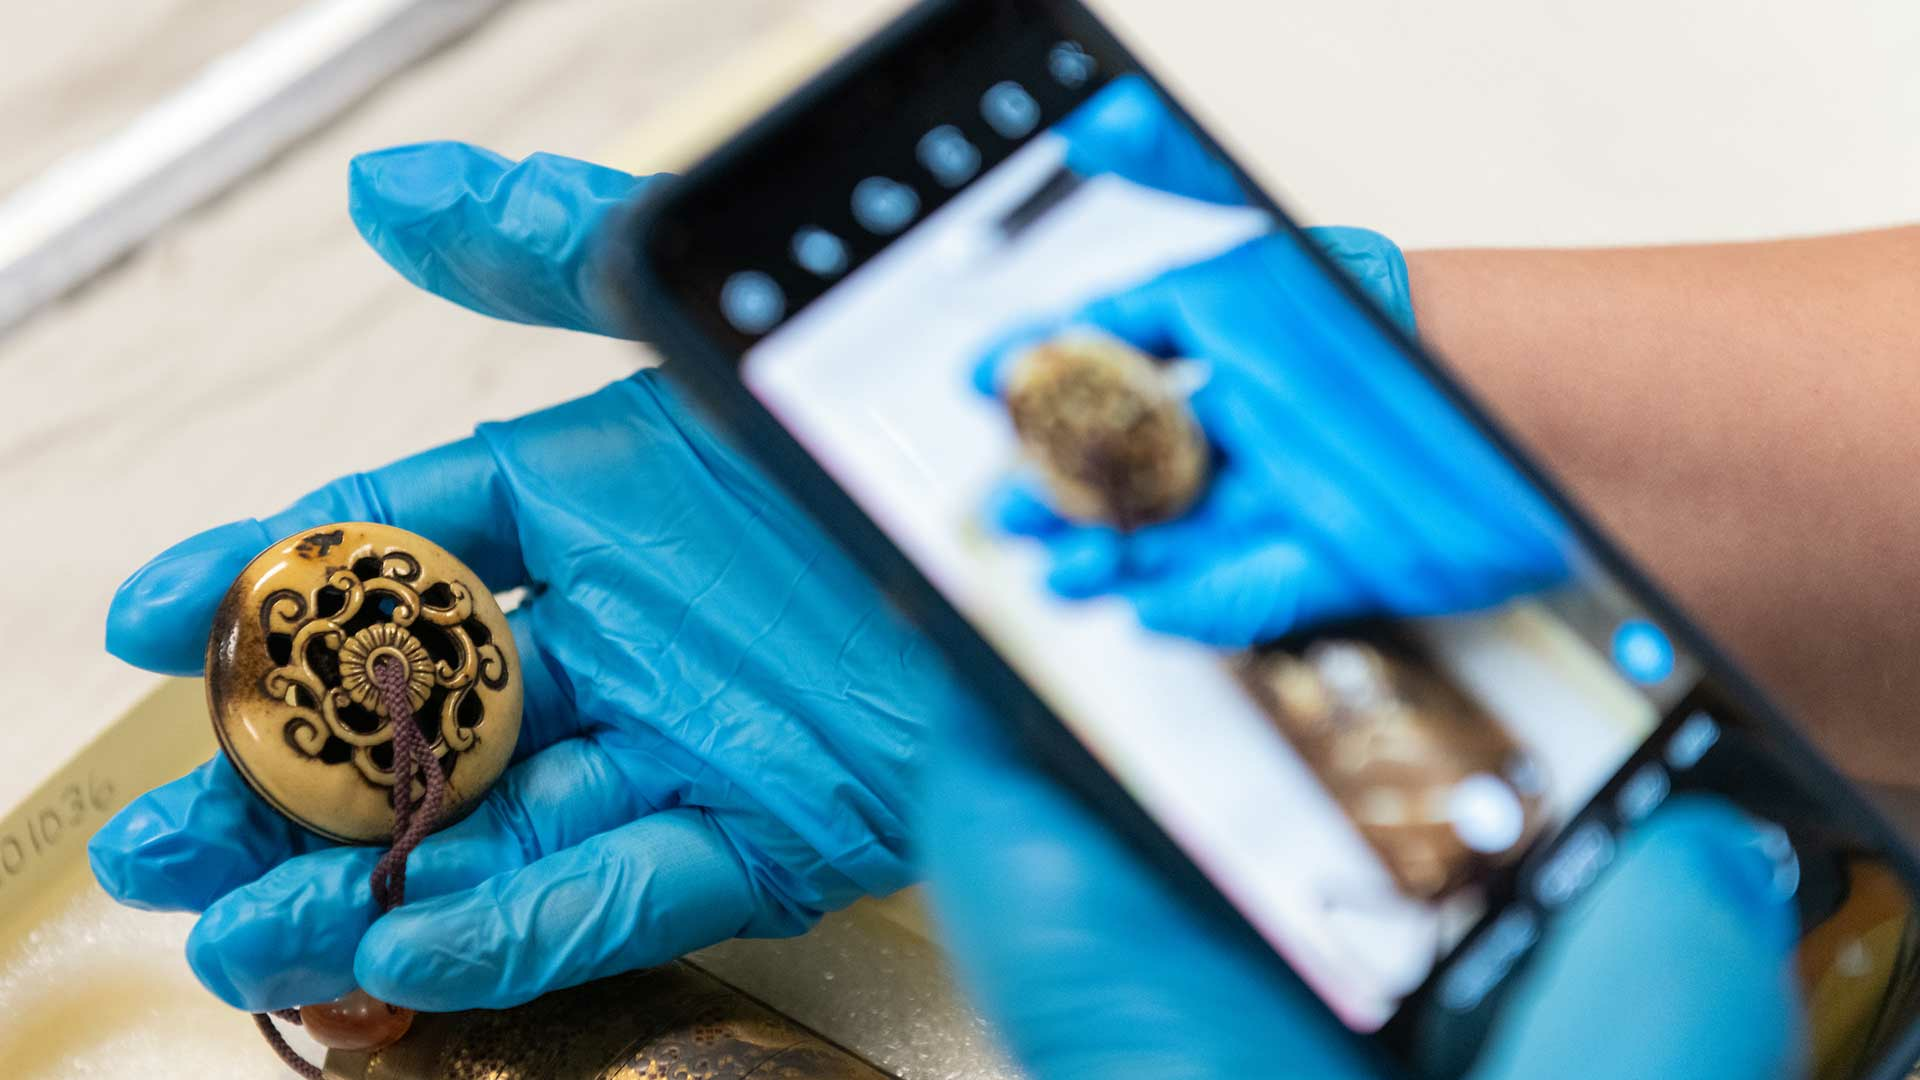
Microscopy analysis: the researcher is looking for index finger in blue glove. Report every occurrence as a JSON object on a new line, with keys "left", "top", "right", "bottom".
{"left": 985, "top": 479, "right": 1072, "bottom": 539}
{"left": 1040, "top": 526, "right": 1128, "bottom": 598}
{"left": 183, "top": 736, "right": 657, "bottom": 1011}
{"left": 348, "top": 143, "right": 661, "bottom": 338}
{"left": 86, "top": 755, "right": 328, "bottom": 915}
{"left": 1476, "top": 800, "right": 1803, "bottom": 1080}
{"left": 90, "top": 605, "right": 578, "bottom": 917}
{"left": 969, "top": 226, "right": 1413, "bottom": 401}
{"left": 354, "top": 807, "right": 768, "bottom": 1012}
{"left": 107, "top": 435, "right": 525, "bottom": 677}
{"left": 1119, "top": 535, "right": 1357, "bottom": 647}
{"left": 983, "top": 481, "right": 1133, "bottom": 597}
{"left": 1056, "top": 74, "right": 1251, "bottom": 207}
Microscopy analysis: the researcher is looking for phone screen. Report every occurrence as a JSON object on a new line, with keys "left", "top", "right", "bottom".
{"left": 633, "top": 1, "right": 1920, "bottom": 1073}
{"left": 742, "top": 87, "right": 1688, "bottom": 1030}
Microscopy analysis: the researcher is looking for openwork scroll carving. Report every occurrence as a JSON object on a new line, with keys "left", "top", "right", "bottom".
{"left": 256, "top": 545, "right": 510, "bottom": 789}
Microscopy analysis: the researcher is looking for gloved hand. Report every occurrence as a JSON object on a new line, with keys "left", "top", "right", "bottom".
{"left": 87, "top": 89, "right": 1451, "bottom": 1016}
{"left": 1056, "top": 73, "right": 1254, "bottom": 207}
{"left": 973, "top": 229, "right": 1571, "bottom": 647}
{"left": 922, "top": 713, "right": 1807, "bottom": 1079}
{"left": 1058, "top": 74, "right": 1416, "bottom": 336}
{"left": 87, "top": 145, "right": 971, "bottom": 1015}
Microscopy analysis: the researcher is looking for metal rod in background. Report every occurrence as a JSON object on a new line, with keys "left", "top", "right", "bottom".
{"left": 0, "top": 0, "right": 512, "bottom": 340}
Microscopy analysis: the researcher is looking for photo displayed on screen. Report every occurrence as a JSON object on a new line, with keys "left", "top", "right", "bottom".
{"left": 737, "top": 73, "right": 1719, "bottom": 1030}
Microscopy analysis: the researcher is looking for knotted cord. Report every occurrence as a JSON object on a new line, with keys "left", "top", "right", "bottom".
{"left": 253, "top": 654, "right": 445, "bottom": 1078}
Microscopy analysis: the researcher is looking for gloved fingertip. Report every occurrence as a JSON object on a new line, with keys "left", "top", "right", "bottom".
{"left": 183, "top": 918, "right": 254, "bottom": 1011}
{"left": 1046, "top": 530, "right": 1124, "bottom": 597}
{"left": 85, "top": 827, "right": 142, "bottom": 909}
{"left": 351, "top": 904, "right": 450, "bottom": 1008}
{"left": 972, "top": 347, "right": 1015, "bottom": 396}
{"left": 186, "top": 902, "right": 354, "bottom": 1012}
{"left": 1476, "top": 799, "right": 1805, "bottom": 1080}
{"left": 349, "top": 143, "right": 507, "bottom": 310}
{"left": 360, "top": 812, "right": 769, "bottom": 1013}
{"left": 87, "top": 757, "right": 319, "bottom": 914}
{"left": 987, "top": 480, "right": 1066, "bottom": 537}
{"left": 352, "top": 884, "right": 545, "bottom": 1012}
{"left": 347, "top": 141, "right": 512, "bottom": 239}
{"left": 1302, "top": 225, "right": 1416, "bottom": 336}
{"left": 86, "top": 797, "right": 189, "bottom": 911}
{"left": 348, "top": 142, "right": 653, "bottom": 336}
{"left": 1629, "top": 799, "right": 1801, "bottom": 949}
{"left": 185, "top": 848, "right": 379, "bottom": 1012}
{"left": 106, "top": 519, "right": 273, "bottom": 675}
{"left": 971, "top": 319, "right": 1060, "bottom": 397}
{"left": 1128, "top": 586, "right": 1208, "bottom": 642}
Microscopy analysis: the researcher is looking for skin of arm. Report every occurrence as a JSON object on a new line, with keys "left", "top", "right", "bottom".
{"left": 1405, "top": 226, "right": 1920, "bottom": 789}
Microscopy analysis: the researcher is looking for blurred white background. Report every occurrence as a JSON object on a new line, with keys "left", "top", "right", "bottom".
{"left": 3, "top": 0, "right": 1917, "bottom": 807}
{"left": 1115, "top": 0, "right": 1920, "bottom": 246}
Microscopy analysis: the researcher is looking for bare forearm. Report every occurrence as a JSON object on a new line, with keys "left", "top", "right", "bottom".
{"left": 1407, "top": 227, "right": 1920, "bottom": 785}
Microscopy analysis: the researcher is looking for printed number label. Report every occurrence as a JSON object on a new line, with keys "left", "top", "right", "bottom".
{"left": 0, "top": 773, "right": 120, "bottom": 893}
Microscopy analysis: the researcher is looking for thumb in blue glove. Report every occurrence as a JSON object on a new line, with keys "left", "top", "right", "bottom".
{"left": 921, "top": 710, "right": 1805, "bottom": 1080}
{"left": 345, "top": 85, "right": 1415, "bottom": 344}
{"left": 974, "top": 229, "right": 1570, "bottom": 647}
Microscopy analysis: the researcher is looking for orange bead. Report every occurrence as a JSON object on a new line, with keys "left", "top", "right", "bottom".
{"left": 298, "top": 988, "right": 415, "bottom": 1052}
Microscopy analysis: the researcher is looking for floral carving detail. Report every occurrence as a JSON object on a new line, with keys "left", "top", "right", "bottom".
{"left": 339, "top": 623, "right": 435, "bottom": 716}
{"left": 259, "top": 545, "right": 510, "bottom": 789}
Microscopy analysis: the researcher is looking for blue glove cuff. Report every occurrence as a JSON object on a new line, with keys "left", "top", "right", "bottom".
{"left": 1302, "top": 225, "right": 1416, "bottom": 336}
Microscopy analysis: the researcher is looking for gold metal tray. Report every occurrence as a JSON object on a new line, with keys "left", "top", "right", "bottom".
{"left": 0, "top": 679, "right": 1017, "bottom": 1079}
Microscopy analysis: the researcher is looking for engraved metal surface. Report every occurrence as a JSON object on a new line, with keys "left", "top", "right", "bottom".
{"left": 207, "top": 523, "right": 521, "bottom": 844}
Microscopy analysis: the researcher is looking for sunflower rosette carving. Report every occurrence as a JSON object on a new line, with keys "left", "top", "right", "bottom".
{"left": 207, "top": 524, "right": 522, "bottom": 844}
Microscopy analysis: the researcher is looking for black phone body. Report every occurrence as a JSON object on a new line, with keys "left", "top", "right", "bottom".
{"left": 611, "top": 2, "right": 1920, "bottom": 1075}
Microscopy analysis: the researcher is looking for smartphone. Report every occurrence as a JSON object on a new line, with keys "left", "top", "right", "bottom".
{"left": 614, "top": 1, "right": 1920, "bottom": 1075}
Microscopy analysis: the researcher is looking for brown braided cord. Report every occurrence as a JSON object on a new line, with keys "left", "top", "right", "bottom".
{"left": 252, "top": 1013, "right": 323, "bottom": 1080}
{"left": 369, "top": 653, "right": 448, "bottom": 911}
{"left": 252, "top": 654, "right": 445, "bottom": 1077}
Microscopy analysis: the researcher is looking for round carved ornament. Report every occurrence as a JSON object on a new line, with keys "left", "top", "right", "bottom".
{"left": 206, "top": 523, "right": 522, "bottom": 844}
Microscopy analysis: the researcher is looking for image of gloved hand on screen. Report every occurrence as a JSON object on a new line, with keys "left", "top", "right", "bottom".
{"left": 973, "top": 229, "right": 1574, "bottom": 648}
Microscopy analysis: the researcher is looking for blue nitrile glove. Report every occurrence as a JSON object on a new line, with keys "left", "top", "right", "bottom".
{"left": 344, "top": 142, "right": 654, "bottom": 337}
{"left": 922, "top": 714, "right": 1807, "bottom": 1079}
{"left": 90, "top": 374, "right": 965, "bottom": 1014}
{"left": 89, "top": 119, "right": 1438, "bottom": 1014}
{"left": 1057, "top": 74, "right": 1254, "bottom": 207}
{"left": 1059, "top": 73, "right": 1417, "bottom": 336}
{"left": 87, "top": 141, "right": 970, "bottom": 1014}
{"left": 973, "top": 230, "right": 1571, "bottom": 647}
{"left": 88, "top": 374, "right": 969, "bottom": 1013}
